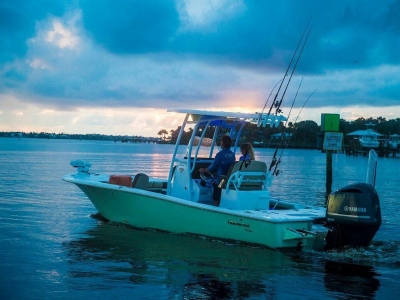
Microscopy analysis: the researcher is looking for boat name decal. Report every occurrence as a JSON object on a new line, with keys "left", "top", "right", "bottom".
{"left": 228, "top": 220, "right": 250, "bottom": 228}
{"left": 344, "top": 206, "right": 367, "bottom": 213}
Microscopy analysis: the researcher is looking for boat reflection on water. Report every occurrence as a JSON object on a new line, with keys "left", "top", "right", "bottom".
{"left": 182, "top": 273, "right": 271, "bottom": 299}
{"left": 64, "top": 217, "right": 285, "bottom": 298}
{"left": 63, "top": 218, "right": 382, "bottom": 299}
{"left": 323, "top": 260, "right": 380, "bottom": 298}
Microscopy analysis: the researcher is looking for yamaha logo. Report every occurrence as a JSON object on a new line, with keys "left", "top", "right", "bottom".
{"left": 344, "top": 206, "right": 367, "bottom": 213}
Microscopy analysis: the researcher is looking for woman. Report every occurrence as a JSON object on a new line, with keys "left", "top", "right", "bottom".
{"left": 239, "top": 143, "right": 255, "bottom": 161}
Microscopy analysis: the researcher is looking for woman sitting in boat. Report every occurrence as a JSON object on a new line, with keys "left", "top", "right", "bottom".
{"left": 199, "top": 135, "right": 235, "bottom": 206}
{"left": 239, "top": 143, "right": 255, "bottom": 161}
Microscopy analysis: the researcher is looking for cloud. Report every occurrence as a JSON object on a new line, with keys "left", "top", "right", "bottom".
{"left": 44, "top": 19, "right": 80, "bottom": 49}
{"left": 0, "top": 94, "right": 178, "bottom": 136}
{"left": 176, "top": 0, "right": 246, "bottom": 30}
{"left": 0, "top": 0, "right": 67, "bottom": 63}
{"left": 79, "top": 0, "right": 180, "bottom": 54}
{"left": 0, "top": 0, "right": 400, "bottom": 135}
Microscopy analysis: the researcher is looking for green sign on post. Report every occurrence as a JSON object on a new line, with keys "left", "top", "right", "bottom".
{"left": 321, "top": 113, "right": 340, "bottom": 200}
{"left": 321, "top": 113, "right": 340, "bottom": 132}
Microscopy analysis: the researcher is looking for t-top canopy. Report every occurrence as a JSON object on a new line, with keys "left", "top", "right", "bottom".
{"left": 167, "top": 109, "right": 287, "bottom": 128}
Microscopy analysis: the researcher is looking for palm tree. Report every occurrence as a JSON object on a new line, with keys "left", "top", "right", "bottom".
{"left": 157, "top": 129, "right": 168, "bottom": 140}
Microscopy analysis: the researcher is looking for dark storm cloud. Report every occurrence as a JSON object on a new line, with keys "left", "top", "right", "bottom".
{"left": 2, "top": 0, "right": 399, "bottom": 72}
{"left": 79, "top": 0, "right": 310, "bottom": 70}
{"left": 78, "top": 0, "right": 400, "bottom": 73}
{"left": 1, "top": 0, "right": 399, "bottom": 114}
{"left": 80, "top": 0, "right": 180, "bottom": 54}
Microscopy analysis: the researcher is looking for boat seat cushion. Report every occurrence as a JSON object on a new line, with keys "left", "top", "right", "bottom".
{"left": 132, "top": 173, "right": 149, "bottom": 190}
{"left": 109, "top": 175, "right": 133, "bottom": 187}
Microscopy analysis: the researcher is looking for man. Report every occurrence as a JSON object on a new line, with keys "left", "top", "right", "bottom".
{"left": 199, "top": 135, "right": 235, "bottom": 206}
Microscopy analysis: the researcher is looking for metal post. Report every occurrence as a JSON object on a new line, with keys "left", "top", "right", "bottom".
{"left": 326, "top": 150, "right": 332, "bottom": 199}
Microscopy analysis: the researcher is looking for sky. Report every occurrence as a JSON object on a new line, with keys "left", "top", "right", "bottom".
{"left": 1, "top": 0, "right": 399, "bottom": 137}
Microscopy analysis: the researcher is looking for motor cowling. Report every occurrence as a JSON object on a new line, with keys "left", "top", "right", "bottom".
{"left": 324, "top": 183, "right": 381, "bottom": 250}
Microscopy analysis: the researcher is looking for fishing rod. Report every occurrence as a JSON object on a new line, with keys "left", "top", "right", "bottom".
{"left": 272, "top": 25, "right": 313, "bottom": 116}
{"left": 272, "top": 89, "right": 317, "bottom": 176}
{"left": 268, "top": 77, "right": 304, "bottom": 171}
{"left": 267, "top": 23, "right": 313, "bottom": 171}
{"left": 241, "top": 80, "right": 283, "bottom": 170}
{"left": 266, "top": 18, "right": 312, "bottom": 116}
{"left": 285, "top": 77, "right": 304, "bottom": 130}
{"left": 243, "top": 20, "right": 311, "bottom": 173}
{"left": 236, "top": 78, "right": 285, "bottom": 171}
{"left": 257, "top": 79, "right": 283, "bottom": 127}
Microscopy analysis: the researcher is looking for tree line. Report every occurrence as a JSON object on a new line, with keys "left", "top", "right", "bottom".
{"left": 157, "top": 116, "right": 400, "bottom": 148}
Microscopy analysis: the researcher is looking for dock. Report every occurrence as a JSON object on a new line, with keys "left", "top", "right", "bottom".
{"left": 345, "top": 140, "right": 398, "bottom": 157}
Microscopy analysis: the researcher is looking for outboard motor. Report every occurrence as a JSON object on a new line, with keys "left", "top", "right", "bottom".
{"left": 324, "top": 183, "right": 381, "bottom": 250}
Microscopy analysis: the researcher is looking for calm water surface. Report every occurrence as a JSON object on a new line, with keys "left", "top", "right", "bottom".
{"left": 1, "top": 137, "right": 400, "bottom": 299}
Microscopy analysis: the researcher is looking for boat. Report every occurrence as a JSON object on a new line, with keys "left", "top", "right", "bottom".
{"left": 388, "top": 134, "right": 400, "bottom": 150}
{"left": 347, "top": 123, "right": 382, "bottom": 150}
{"left": 63, "top": 109, "right": 382, "bottom": 251}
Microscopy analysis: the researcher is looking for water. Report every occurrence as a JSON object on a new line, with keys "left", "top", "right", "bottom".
{"left": 1, "top": 137, "right": 400, "bottom": 299}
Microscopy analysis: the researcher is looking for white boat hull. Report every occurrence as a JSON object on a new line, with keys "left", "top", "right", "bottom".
{"left": 359, "top": 139, "right": 379, "bottom": 149}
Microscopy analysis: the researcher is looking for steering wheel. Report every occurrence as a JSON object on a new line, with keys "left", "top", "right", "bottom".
{"left": 200, "top": 171, "right": 216, "bottom": 184}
